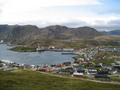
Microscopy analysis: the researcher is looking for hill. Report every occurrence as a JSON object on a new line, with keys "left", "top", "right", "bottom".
{"left": 100, "top": 30, "right": 120, "bottom": 35}
{"left": 0, "top": 25, "right": 103, "bottom": 44}
{"left": 94, "top": 35, "right": 120, "bottom": 46}
{"left": 0, "top": 70, "right": 120, "bottom": 90}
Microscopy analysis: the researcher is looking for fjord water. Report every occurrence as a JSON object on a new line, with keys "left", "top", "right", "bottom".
{"left": 0, "top": 44, "right": 77, "bottom": 65}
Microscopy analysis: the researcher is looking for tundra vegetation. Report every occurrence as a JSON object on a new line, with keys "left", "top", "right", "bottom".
{"left": 0, "top": 70, "right": 120, "bottom": 90}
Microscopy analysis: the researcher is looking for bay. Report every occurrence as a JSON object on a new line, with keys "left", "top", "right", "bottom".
{"left": 0, "top": 44, "right": 77, "bottom": 65}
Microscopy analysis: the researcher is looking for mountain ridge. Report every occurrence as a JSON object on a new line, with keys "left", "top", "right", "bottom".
{"left": 0, "top": 24, "right": 103, "bottom": 44}
{"left": 100, "top": 29, "right": 120, "bottom": 35}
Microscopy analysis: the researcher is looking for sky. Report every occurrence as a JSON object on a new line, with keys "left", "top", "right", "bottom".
{"left": 0, "top": 0, "right": 120, "bottom": 31}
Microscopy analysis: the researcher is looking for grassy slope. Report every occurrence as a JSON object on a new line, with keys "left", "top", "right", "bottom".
{"left": 0, "top": 70, "right": 120, "bottom": 90}
{"left": 92, "top": 50, "right": 120, "bottom": 64}
{"left": 10, "top": 46, "right": 36, "bottom": 52}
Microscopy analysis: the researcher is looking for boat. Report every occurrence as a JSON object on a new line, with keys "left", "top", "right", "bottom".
{"left": 0, "top": 40, "right": 4, "bottom": 44}
{"left": 36, "top": 43, "right": 45, "bottom": 51}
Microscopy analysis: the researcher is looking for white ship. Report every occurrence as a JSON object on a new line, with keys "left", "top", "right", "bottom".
{"left": 36, "top": 43, "right": 45, "bottom": 51}
{"left": 0, "top": 40, "right": 4, "bottom": 43}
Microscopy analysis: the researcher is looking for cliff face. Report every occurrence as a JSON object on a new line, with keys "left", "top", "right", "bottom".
{"left": 0, "top": 25, "right": 103, "bottom": 43}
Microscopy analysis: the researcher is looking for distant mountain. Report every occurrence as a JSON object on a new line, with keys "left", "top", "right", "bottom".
{"left": 0, "top": 25, "right": 10, "bottom": 39}
{"left": 0, "top": 25, "right": 103, "bottom": 44}
{"left": 100, "top": 30, "right": 120, "bottom": 35}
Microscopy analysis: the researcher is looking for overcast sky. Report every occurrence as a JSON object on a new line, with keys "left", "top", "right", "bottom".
{"left": 0, "top": 0, "right": 120, "bottom": 31}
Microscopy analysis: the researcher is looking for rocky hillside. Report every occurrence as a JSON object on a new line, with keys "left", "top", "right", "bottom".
{"left": 100, "top": 30, "right": 120, "bottom": 35}
{"left": 94, "top": 35, "right": 120, "bottom": 46}
{"left": 0, "top": 25, "right": 10, "bottom": 39}
{"left": 0, "top": 25, "right": 103, "bottom": 44}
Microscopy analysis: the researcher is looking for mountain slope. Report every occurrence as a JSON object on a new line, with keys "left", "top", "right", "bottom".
{"left": 38, "top": 25, "right": 103, "bottom": 39}
{"left": 0, "top": 25, "right": 10, "bottom": 39}
{"left": 0, "top": 25, "right": 103, "bottom": 43}
{"left": 100, "top": 30, "right": 120, "bottom": 35}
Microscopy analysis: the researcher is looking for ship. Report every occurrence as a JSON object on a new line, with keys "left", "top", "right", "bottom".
{"left": 0, "top": 40, "right": 4, "bottom": 44}
{"left": 36, "top": 43, "right": 45, "bottom": 51}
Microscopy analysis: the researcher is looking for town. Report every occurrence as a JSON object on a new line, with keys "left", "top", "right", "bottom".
{"left": 0, "top": 46, "right": 120, "bottom": 80}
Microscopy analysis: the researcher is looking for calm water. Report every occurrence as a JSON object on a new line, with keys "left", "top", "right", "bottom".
{"left": 109, "top": 47, "right": 120, "bottom": 49}
{"left": 0, "top": 44, "right": 77, "bottom": 65}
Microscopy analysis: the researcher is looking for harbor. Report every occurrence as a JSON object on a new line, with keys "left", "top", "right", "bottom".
{"left": 0, "top": 44, "right": 77, "bottom": 65}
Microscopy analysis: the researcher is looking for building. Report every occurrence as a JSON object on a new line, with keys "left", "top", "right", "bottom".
{"left": 94, "top": 74, "right": 110, "bottom": 79}
{"left": 73, "top": 72, "right": 83, "bottom": 77}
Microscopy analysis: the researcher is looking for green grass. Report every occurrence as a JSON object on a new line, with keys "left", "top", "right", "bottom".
{"left": 110, "top": 76, "right": 120, "bottom": 82}
{"left": 92, "top": 50, "right": 120, "bottom": 64}
{"left": 10, "top": 46, "right": 36, "bottom": 52}
{"left": 0, "top": 70, "right": 120, "bottom": 90}
{"left": 73, "top": 55, "right": 84, "bottom": 59}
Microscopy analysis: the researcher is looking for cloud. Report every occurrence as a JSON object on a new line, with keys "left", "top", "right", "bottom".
{"left": 0, "top": 9, "right": 2, "bottom": 13}
{"left": 108, "top": 19, "right": 120, "bottom": 24}
{"left": 14, "top": 18, "right": 88, "bottom": 28}
{"left": 37, "top": 0, "right": 101, "bottom": 7}
{"left": 93, "top": 25, "right": 120, "bottom": 31}
{"left": 60, "top": 19, "right": 88, "bottom": 27}
{"left": 4, "top": 0, "right": 101, "bottom": 8}
{"left": 1, "top": 0, "right": 102, "bottom": 13}
{"left": 98, "top": 9, "right": 120, "bottom": 15}
{"left": 0, "top": 0, "right": 8, "bottom": 7}
{"left": 1, "top": 0, "right": 120, "bottom": 31}
{"left": 91, "top": 19, "right": 120, "bottom": 31}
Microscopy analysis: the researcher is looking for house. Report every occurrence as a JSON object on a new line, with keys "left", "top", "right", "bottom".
{"left": 0, "top": 67, "right": 4, "bottom": 70}
{"left": 73, "top": 61, "right": 80, "bottom": 64}
{"left": 87, "top": 69, "right": 98, "bottom": 75}
{"left": 56, "top": 64, "right": 62, "bottom": 67}
{"left": 48, "top": 46, "right": 55, "bottom": 49}
{"left": 53, "top": 66, "right": 62, "bottom": 70}
{"left": 117, "top": 69, "right": 120, "bottom": 73}
{"left": 63, "top": 48, "right": 74, "bottom": 51}
{"left": 77, "top": 69, "right": 86, "bottom": 73}
{"left": 94, "top": 63, "right": 101, "bottom": 68}
{"left": 38, "top": 67, "right": 52, "bottom": 72}
{"left": 87, "top": 62, "right": 95, "bottom": 67}
{"left": 58, "top": 69, "right": 74, "bottom": 74}
{"left": 80, "top": 62, "right": 87, "bottom": 64}
{"left": 4, "top": 67, "right": 13, "bottom": 71}
{"left": 62, "top": 62, "right": 71, "bottom": 66}
{"left": 72, "top": 64, "right": 82, "bottom": 69}
{"left": 38, "top": 69, "right": 47, "bottom": 72}
{"left": 73, "top": 72, "right": 83, "bottom": 77}
{"left": 111, "top": 68, "right": 120, "bottom": 74}
{"left": 65, "top": 67, "right": 73, "bottom": 70}
{"left": 94, "top": 74, "right": 110, "bottom": 79}
{"left": 0, "top": 63, "right": 3, "bottom": 67}
{"left": 50, "top": 64, "right": 56, "bottom": 67}
{"left": 78, "top": 57, "right": 85, "bottom": 61}
{"left": 98, "top": 68, "right": 109, "bottom": 74}
{"left": 113, "top": 65, "right": 120, "bottom": 70}
{"left": 115, "top": 60, "right": 120, "bottom": 64}
{"left": 111, "top": 68, "right": 118, "bottom": 74}
{"left": 17, "top": 66, "right": 24, "bottom": 69}
{"left": 25, "top": 65, "right": 33, "bottom": 69}
{"left": 101, "top": 63, "right": 112, "bottom": 69}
